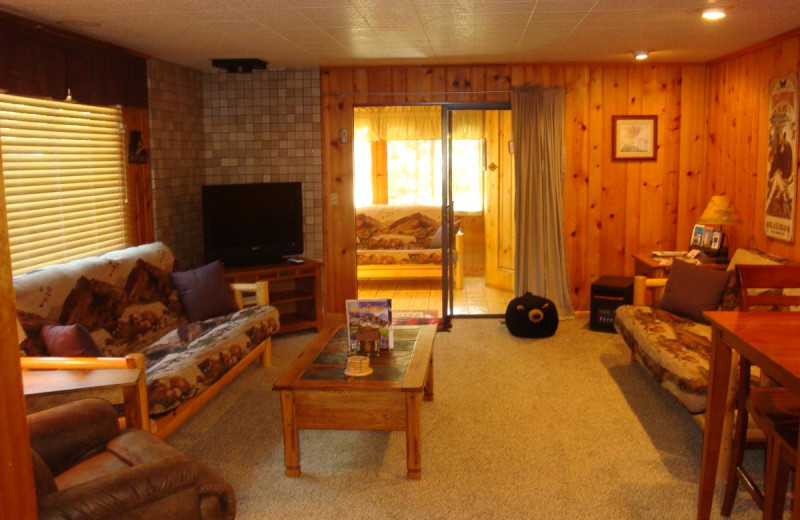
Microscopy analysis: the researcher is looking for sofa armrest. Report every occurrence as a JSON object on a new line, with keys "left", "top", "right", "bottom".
{"left": 21, "top": 353, "right": 150, "bottom": 432}
{"left": 37, "top": 455, "right": 236, "bottom": 520}
{"left": 633, "top": 275, "right": 668, "bottom": 305}
{"left": 28, "top": 398, "right": 120, "bottom": 476}
{"left": 231, "top": 280, "right": 270, "bottom": 308}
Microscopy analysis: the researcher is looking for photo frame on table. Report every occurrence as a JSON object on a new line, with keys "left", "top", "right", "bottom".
{"left": 690, "top": 224, "right": 704, "bottom": 248}
{"left": 612, "top": 115, "right": 658, "bottom": 161}
{"left": 711, "top": 231, "right": 722, "bottom": 251}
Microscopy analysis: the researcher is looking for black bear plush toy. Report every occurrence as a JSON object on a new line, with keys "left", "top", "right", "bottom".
{"left": 505, "top": 292, "right": 559, "bottom": 338}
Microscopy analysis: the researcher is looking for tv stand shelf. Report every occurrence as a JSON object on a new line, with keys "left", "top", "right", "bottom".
{"left": 223, "top": 260, "right": 322, "bottom": 334}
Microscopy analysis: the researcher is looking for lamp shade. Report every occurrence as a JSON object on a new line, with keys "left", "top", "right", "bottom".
{"left": 696, "top": 195, "right": 743, "bottom": 226}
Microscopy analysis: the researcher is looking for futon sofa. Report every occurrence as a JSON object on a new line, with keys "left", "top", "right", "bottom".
{"left": 16, "top": 242, "right": 280, "bottom": 438}
{"left": 30, "top": 398, "right": 235, "bottom": 520}
{"left": 355, "top": 204, "right": 464, "bottom": 289}
{"left": 613, "top": 248, "right": 793, "bottom": 417}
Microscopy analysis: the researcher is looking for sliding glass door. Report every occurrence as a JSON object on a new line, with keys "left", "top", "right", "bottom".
{"left": 352, "top": 102, "right": 512, "bottom": 329}
{"left": 440, "top": 102, "right": 512, "bottom": 329}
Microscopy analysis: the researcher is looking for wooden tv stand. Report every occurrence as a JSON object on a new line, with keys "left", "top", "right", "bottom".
{"left": 224, "top": 260, "right": 322, "bottom": 333}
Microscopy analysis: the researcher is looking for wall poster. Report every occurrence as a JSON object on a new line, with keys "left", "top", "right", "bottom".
{"left": 765, "top": 74, "right": 799, "bottom": 242}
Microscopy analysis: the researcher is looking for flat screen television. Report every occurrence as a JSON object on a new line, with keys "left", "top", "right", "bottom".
{"left": 202, "top": 182, "right": 303, "bottom": 266}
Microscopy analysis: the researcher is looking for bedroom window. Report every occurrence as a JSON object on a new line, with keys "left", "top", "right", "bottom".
{"left": 354, "top": 136, "right": 483, "bottom": 211}
{"left": 0, "top": 93, "right": 130, "bottom": 275}
{"left": 386, "top": 139, "right": 441, "bottom": 206}
{"left": 353, "top": 105, "right": 483, "bottom": 212}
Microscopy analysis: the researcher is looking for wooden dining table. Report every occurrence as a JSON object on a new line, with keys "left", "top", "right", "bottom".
{"left": 698, "top": 311, "right": 800, "bottom": 520}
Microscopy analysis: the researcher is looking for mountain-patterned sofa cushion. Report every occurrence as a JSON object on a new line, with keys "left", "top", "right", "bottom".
{"left": 614, "top": 248, "right": 790, "bottom": 414}
{"left": 14, "top": 242, "right": 280, "bottom": 416}
{"left": 355, "top": 204, "right": 444, "bottom": 266}
{"left": 615, "top": 306, "right": 711, "bottom": 413}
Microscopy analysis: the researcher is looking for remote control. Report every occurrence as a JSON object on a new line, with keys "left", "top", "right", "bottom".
{"left": 287, "top": 258, "right": 304, "bottom": 264}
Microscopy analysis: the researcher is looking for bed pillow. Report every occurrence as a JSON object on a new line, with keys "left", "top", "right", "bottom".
{"left": 429, "top": 221, "right": 462, "bottom": 249}
{"left": 656, "top": 260, "right": 731, "bottom": 323}
{"left": 41, "top": 324, "right": 102, "bottom": 357}
{"left": 170, "top": 261, "right": 239, "bottom": 322}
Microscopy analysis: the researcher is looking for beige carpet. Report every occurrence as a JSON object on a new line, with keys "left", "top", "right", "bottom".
{"left": 168, "top": 317, "right": 766, "bottom": 520}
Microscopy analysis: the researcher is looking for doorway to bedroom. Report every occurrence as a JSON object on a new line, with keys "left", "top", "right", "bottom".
{"left": 353, "top": 103, "right": 515, "bottom": 322}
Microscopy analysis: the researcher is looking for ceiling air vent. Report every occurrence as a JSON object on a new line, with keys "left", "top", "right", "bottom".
{"left": 211, "top": 59, "right": 267, "bottom": 73}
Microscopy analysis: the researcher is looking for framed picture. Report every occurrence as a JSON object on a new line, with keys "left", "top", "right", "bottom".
{"left": 612, "top": 115, "right": 658, "bottom": 161}
{"left": 690, "top": 224, "right": 704, "bottom": 248}
{"left": 701, "top": 226, "right": 714, "bottom": 248}
{"left": 764, "top": 73, "right": 798, "bottom": 242}
{"left": 711, "top": 231, "right": 722, "bottom": 251}
{"left": 128, "top": 130, "right": 147, "bottom": 164}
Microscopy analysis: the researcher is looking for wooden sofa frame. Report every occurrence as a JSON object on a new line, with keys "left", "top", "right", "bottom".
{"left": 20, "top": 281, "right": 272, "bottom": 440}
{"left": 357, "top": 232, "right": 465, "bottom": 290}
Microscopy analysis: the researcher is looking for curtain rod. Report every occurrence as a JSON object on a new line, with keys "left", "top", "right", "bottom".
{"left": 330, "top": 89, "right": 511, "bottom": 96}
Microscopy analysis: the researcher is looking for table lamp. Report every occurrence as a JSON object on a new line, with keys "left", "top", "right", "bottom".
{"left": 696, "top": 194, "right": 742, "bottom": 263}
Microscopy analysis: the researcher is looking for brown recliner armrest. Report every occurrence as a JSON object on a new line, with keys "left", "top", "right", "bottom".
{"left": 28, "top": 398, "right": 120, "bottom": 476}
{"left": 36, "top": 454, "right": 236, "bottom": 520}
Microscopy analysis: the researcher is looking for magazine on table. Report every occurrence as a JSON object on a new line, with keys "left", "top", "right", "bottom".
{"left": 345, "top": 298, "right": 393, "bottom": 351}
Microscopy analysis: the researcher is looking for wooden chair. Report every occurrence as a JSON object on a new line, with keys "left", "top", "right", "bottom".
{"left": 764, "top": 421, "right": 799, "bottom": 518}
{"left": 721, "top": 264, "right": 800, "bottom": 517}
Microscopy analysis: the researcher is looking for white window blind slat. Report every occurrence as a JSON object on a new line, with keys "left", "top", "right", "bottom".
{"left": 9, "top": 226, "right": 126, "bottom": 252}
{"left": 6, "top": 175, "right": 123, "bottom": 188}
{"left": 2, "top": 160, "right": 122, "bottom": 172}
{"left": 3, "top": 169, "right": 118, "bottom": 183}
{"left": 0, "top": 93, "right": 130, "bottom": 275}
{"left": 11, "top": 239, "right": 126, "bottom": 273}
{"left": 1, "top": 122, "right": 120, "bottom": 137}
{"left": 8, "top": 207, "right": 129, "bottom": 234}
{"left": 7, "top": 193, "right": 124, "bottom": 211}
{"left": 0, "top": 93, "right": 119, "bottom": 114}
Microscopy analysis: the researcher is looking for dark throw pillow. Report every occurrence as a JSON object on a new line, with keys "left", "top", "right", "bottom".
{"left": 170, "top": 261, "right": 239, "bottom": 322}
{"left": 657, "top": 260, "right": 731, "bottom": 323}
{"left": 41, "top": 324, "right": 102, "bottom": 357}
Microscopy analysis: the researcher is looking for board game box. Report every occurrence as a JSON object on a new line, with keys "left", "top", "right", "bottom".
{"left": 345, "top": 298, "right": 393, "bottom": 351}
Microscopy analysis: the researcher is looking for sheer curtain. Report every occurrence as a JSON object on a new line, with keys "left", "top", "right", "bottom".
{"left": 511, "top": 86, "right": 575, "bottom": 319}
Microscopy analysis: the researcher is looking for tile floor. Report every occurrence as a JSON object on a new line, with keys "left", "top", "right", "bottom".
{"left": 357, "top": 276, "right": 514, "bottom": 316}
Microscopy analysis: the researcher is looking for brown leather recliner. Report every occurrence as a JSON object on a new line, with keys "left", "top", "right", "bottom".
{"left": 28, "top": 398, "right": 236, "bottom": 520}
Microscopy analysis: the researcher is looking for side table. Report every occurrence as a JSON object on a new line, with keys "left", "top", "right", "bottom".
{"left": 633, "top": 253, "right": 728, "bottom": 278}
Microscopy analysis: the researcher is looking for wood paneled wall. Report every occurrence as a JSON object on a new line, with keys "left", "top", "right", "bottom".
{"left": 0, "top": 14, "right": 149, "bottom": 108}
{"left": 705, "top": 34, "right": 800, "bottom": 261}
{"left": 122, "top": 108, "right": 155, "bottom": 246}
{"left": 0, "top": 146, "right": 37, "bottom": 519}
{"left": 322, "top": 64, "right": 708, "bottom": 311}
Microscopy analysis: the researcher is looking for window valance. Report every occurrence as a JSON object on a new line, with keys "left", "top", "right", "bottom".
{"left": 354, "top": 106, "right": 485, "bottom": 141}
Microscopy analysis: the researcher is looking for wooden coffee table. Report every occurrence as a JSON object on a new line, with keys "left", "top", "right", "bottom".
{"left": 273, "top": 324, "right": 435, "bottom": 479}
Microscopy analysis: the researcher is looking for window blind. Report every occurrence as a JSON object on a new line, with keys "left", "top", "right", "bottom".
{"left": 0, "top": 93, "right": 130, "bottom": 275}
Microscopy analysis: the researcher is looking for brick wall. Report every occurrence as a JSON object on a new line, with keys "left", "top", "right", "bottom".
{"left": 202, "top": 67, "right": 323, "bottom": 261}
{"left": 147, "top": 59, "right": 205, "bottom": 269}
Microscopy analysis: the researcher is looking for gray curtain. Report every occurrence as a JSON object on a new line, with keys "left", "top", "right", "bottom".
{"left": 511, "top": 85, "right": 575, "bottom": 319}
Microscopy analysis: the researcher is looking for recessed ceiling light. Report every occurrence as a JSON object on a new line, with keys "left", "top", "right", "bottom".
{"left": 702, "top": 8, "right": 726, "bottom": 20}
{"left": 57, "top": 19, "right": 101, "bottom": 28}
{"left": 634, "top": 50, "right": 649, "bottom": 60}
